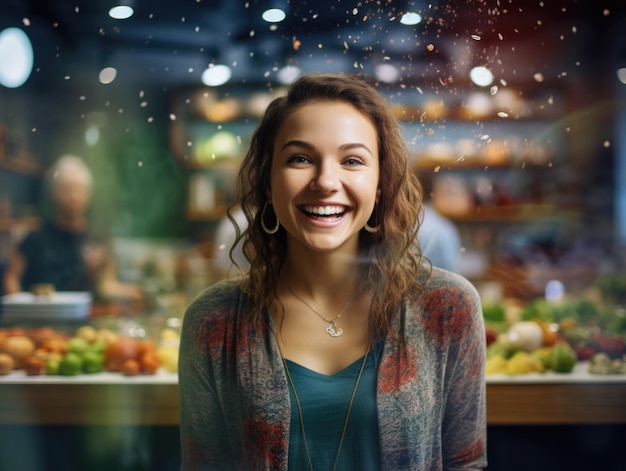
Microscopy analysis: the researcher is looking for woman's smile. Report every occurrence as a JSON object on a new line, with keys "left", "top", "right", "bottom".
{"left": 300, "top": 204, "right": 349, "bottom": 225}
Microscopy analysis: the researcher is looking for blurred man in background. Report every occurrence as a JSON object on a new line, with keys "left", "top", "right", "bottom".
{"left": 3, "top": 154, "right": 144, "bottom": 304}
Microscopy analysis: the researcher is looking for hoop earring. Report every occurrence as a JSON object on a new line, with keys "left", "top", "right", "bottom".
{"left": 261, "top": 202, "right": 280, "bottom": 234}
{"left": 364, "top": 204, "right": 381, "bottom": 233}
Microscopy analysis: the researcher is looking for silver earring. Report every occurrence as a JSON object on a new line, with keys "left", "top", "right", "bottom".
{"left": 261, "top": 202, "right": 280, "bottom": 234}
{"left": 364, "top": 222, "right": 381, "bottom": 233}
{"left": 364, "top": 204, "right": 381, "bottom": 233}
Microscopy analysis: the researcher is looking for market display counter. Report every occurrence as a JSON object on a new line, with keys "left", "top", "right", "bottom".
{"left": 486, "top": 363, "right": 626, "bottom": 425}
{"left": 0, "top": 364, "right": 624, "bottom": 426}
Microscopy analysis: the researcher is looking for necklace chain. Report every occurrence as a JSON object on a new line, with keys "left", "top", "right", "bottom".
{"left": 282, "top": 344, "right": 371, "bottom": 471}
{"left": 283, "top": 281, "right": 359, "bottom": 337}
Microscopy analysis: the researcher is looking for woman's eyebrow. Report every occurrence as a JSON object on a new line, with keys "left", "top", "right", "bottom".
{"left": 280, "top": 140, "right": 373, "bottom": 157}
{"left": 280, "top": 139, "right": 314, "bottom": 151}
{"left": 338, "top": 142, "right": 373, "bottom": 157}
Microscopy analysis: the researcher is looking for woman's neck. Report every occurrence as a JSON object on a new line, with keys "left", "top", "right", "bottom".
{"left": 281, "top": 245, "right": 362, "bottom": 299}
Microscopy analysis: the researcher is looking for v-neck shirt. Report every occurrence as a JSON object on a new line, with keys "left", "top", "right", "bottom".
{"left": 284, "top": 341, "right": 384, "bottom": 471}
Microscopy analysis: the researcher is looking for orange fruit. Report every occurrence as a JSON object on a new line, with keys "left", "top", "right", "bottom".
{"left": 140, "top": 352, "right": 160, "bottom": 375}
{"left": 121, "top": 358, "right": 140, "bottom": 376}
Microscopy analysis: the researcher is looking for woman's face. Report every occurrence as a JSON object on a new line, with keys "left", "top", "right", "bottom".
{"left": 269, "top": 100, "right": 380, "bottom": 255}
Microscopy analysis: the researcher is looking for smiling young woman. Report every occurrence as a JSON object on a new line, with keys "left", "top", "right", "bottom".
{"left": 178, "top": 74, "right": 487, "bottom": 471}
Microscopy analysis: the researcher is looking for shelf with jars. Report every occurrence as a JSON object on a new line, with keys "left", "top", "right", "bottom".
{"left": 169, "top": 83, "right": 573, "bottom": 245}
{"left": 169, "top": 86, "right": 288, "bottom": 226}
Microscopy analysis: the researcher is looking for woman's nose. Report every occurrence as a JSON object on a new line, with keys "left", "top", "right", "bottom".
{"left": 310, "top": 161, "right": 340, "bottom": 193}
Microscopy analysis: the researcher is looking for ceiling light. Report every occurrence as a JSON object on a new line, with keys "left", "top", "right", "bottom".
{"left": 201, "top": 64, "right": 232, "bottom": 87}
{"left": 109, "top": 6, "right": 134, "bottom": 20}
{"left": 0, "top": 28, "right": 34, "bottom": 88}
{"left": 99, "top": 67, "right": 117, "bottom": 84}
{"left": 375, "top": 63, "right": 400, "bottom": 83}
{"left": 469, "top": 66, "right": 494, "bottom": 87}
{"left": 400, "top": 12, "right": 422, "bottom": 25}
{"left": 277, "top": 65, "right": 301, "bottom": 84}
{"left": 617, "top": 68, "right": 626, "bottom": 85}
{"left": 262, "top": 8, "right": 286, "bottom": 23}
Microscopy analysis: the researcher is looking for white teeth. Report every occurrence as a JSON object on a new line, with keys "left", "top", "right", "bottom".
{"left": 302, "top": 205, "right": 345, "bottom": 216}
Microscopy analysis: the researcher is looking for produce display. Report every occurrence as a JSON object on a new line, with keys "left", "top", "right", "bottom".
{"left": 0, "top": 323, "right": 180, "bottom": 377}
{"left": 2, "top": 275, "right": 625, "bottom": 381}
{"left": 483, "top": 283, "right": 626, "bottom": 377}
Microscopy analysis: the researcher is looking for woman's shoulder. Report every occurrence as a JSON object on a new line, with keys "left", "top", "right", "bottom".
{"left": 186, "top": 278, "right": 246, "bottom": 314}
{"left": 425, "top": 267, "right": 477, "bottom": 291}
{"left": 416, "top": 267, "right": 481, "bottom": 313}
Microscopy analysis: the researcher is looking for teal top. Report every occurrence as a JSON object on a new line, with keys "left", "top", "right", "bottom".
{"left": 285, "top": 342, "right": 384, "bottom": 471}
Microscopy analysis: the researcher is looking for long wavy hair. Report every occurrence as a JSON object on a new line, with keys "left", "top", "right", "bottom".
{"left": 230, "top": 73, "right": 427, "bottom": 340}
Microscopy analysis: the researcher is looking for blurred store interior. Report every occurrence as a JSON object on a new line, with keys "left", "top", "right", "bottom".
{"left": 1, "top": 0, "right": 625, "bottom": 301}
{"left": 0, "top": 0, "right": 626, "bottom": 470}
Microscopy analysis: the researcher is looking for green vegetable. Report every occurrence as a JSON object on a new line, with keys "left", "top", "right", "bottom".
{"left": 520, "top": 298, "right": 556, "bottom": 323}
{"left": 487, "top": 342, "right": 514, "bottom": 359}
{"left": 59, "top": 353, "right": 83, "bottom": 376}
{"left": 45, "top": 358, "right": 60, "bottom": 375}
{"left": 67, "top": 337, "right": 89, "bottom": 355}
{"left": 596, "top": 276, "right": 626, "bottom": 304}
{"left": 82, "top": 351, "right": 104, "bottom": 374}
{"left": 482, "top": 303, "right": 506, "bottom": 323}
{"left": 562, "top": 326, "right": 592, "bottom": 347}
{"left": 550, "top": 344, "right": 577, "bottom": 373}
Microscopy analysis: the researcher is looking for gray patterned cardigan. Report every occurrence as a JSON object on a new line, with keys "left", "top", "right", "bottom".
{"left": 179, "top": 268, "right": 487, "bottom": 470}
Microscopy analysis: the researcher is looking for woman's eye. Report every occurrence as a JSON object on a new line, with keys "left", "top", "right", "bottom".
{"left": 287, "top": 154, "right": 310, "bottom": 165}
{"left": 344, "top": 156, "right": 365, "bottom": 166}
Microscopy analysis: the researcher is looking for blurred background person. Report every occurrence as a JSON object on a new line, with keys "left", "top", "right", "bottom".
{"left": 415, "top": 167, "right": 462, "bottom": 272}
{"left": 2, "top": 154, "right": 145, "bottom": 304}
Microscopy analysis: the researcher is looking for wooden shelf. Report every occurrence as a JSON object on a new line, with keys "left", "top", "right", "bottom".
{"left": 0, "top": 367, "right": 624, "bottom": 426}
{"left": 412, "top": 155, "right": 555, "bottom": 170}
{"left": 0, "top": 217, "right": 40, "bottom": 232}
{"left": 186, "top": 207, "right": 227, "bottom": 222}
{"left": 0, "top": 157, "right": 43, "bottom": 176}
{"left": 439, "top": 204, "right": 572, "bottom": 222}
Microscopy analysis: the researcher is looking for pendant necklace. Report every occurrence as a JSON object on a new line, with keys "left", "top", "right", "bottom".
{"left": 282, "top": 281, "right": 359, "bottom": 337}
{"left": 282, "top": 343, "right": 371, "bottom": 471}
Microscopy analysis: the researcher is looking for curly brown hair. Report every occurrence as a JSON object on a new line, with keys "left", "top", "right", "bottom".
{"left": 230, "top": 73, "right": 427, "bottom": 340}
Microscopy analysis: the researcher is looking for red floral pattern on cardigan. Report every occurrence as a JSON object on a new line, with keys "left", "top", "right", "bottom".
{"left": 378, "top": 345, "right": 418, "bottom": 394}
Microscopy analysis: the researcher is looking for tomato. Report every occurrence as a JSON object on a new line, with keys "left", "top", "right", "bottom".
{"left": 104, "top": 337, "right": 142, "bottom": 372}
{"left": 121, "top": 359, "right": 140, "bottom": 376}
{"left": 23, "top": 356, "right": 45, "bottom": 376}
{"left": 140, "top": 352, "right": 160, "bottom": 375}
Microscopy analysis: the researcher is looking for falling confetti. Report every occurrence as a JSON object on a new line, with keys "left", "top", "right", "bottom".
{"left": 533, "top": 72, "right": 544, "bottom": 82}
{"left": 490, "top": 86, "right": 498, "bottom": 95}
{"left": 22, "top": 18, "right": 30, "bottom": 26}
{"left": 471, "top": 34, "right": 481, "bottom": 41}
{"left": 497, "top": 112, "right": 509, "bottom": 118}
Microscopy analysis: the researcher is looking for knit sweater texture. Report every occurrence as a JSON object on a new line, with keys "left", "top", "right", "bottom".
{"left": 179, "top": 267, "right": 487, "bottom": 470}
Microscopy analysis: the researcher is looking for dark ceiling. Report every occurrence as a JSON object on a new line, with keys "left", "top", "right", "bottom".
{"left": 0, "top": 0, "right": 625, "bottom": 90}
